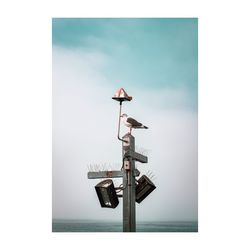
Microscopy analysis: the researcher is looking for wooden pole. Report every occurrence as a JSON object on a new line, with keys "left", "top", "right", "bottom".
{"left": 122, "top": 133, "right": 136, "bottom": 232}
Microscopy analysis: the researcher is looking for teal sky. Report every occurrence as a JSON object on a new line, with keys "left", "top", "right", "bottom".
{"left": 52, "top": 18, "right": 198, "bottom": 110}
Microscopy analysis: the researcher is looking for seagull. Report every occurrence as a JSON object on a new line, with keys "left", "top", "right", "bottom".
{"left": 120, "top": 113, "right": 148, "bottom": 134}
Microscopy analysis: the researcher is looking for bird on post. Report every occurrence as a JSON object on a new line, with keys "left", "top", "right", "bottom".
{"left": 120, "top": 113, "right": 148, "bottom": 134}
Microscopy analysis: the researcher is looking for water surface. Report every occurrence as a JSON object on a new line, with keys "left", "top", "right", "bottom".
{"left": 52, "top": 220, "right": 198, "bottom": 232}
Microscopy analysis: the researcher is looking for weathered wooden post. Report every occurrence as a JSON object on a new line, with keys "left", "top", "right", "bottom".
{"left": 122, "top": 133, "right": 148, "bottom": 232}
{"left": 122, "top": 133, "right": 136, "bottom": 232}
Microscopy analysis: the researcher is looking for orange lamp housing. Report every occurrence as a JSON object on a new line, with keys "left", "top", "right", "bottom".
{"left": 112, "top": 88, "right": 132, "bottom": 102}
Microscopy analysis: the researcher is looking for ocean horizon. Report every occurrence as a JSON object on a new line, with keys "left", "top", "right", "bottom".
{"left": 52, "top": 219, "right": 198, "bottom": 232}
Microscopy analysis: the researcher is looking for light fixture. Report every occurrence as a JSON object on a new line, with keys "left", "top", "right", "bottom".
{"left": 136, "top": 175, "right": 156, "bottom": 203}
{"left": 112, "top": 88, "right": 132, "bottom": 102}
{"left": 95, "top": 179, "right": 119, "bottom": 208}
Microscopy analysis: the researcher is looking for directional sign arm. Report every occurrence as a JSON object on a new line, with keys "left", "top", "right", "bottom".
{"left": 124, "top": 150, "right": 148, "bottom": 163}
{"left": 87, "top": 169, "right": 140, "bottom": 179}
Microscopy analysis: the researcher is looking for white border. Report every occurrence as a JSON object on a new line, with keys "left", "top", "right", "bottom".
{"left": 0, "top": 0, "right": 250, "bottom": 250}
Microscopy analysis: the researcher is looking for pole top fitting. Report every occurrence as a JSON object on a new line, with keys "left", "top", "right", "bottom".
{"left": 112, "top": 88, "right": 132, "bottom": 102}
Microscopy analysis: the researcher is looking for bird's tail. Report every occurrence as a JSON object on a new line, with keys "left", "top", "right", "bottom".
{"left": 143, "top": 125, "right": 148, "bottom": 129}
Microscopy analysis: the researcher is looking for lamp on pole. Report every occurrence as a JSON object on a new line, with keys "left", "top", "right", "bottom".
{"left": 112, "top": 88, "right": 132, "bottom": 142}
{"left": 87, "top": 88, "right": 155, "bottom": 232}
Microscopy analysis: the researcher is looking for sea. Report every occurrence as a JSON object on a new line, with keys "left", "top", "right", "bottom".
{"left": 52, "top": 220, "right": 198, "bottom": 232}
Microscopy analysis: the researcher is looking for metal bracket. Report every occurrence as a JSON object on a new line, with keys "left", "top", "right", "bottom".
{"left": 124, "top": 160, "right": 130, "bottom": 170}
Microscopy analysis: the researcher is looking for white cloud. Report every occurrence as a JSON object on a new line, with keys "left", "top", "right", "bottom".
{"left": 52, "top": 47, "right": 198, "bottom": 221}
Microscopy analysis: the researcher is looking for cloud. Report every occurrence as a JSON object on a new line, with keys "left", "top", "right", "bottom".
{"left": 52, "top": 46, "right": 198, "bottom": 221}
{"left": 52, "top": 18, "right": 198, "bottom": 100}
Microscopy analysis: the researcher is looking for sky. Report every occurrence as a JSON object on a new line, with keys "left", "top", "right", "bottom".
{"left": 52, "top": 18, "right": 198, "bottom": 222}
